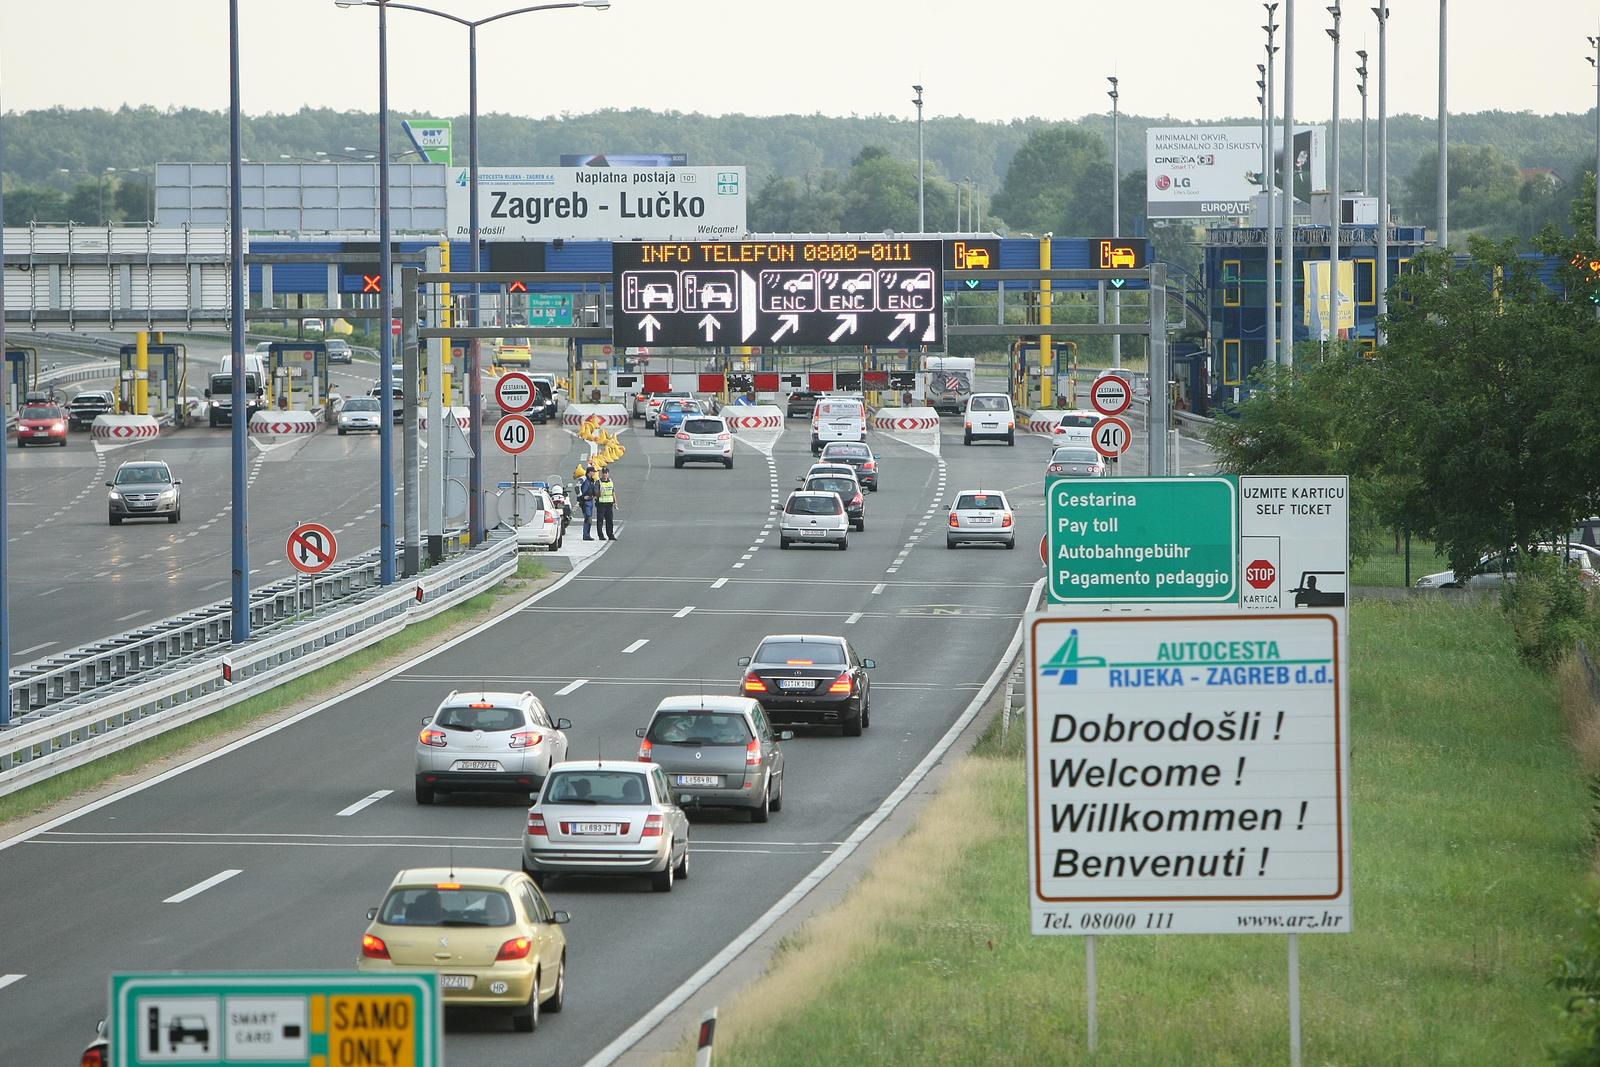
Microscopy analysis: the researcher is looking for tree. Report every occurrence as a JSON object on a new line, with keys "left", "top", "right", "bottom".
{"left": 1401, "top": 143, "right": 1521, "bottom": 235}
{"left": 3, "top": 185, "right": 67, "bottom": 225}
{"left": 114, "top": 176, "right": 150, "bottom": 222}
{"left": 990, "top": 125, "right": 1109, "bottom": 235}
{"left": 839, "top": 148, "right": 919, "bottom": 232}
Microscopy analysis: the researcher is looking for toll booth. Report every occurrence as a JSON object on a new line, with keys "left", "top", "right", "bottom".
{"left": 1171, "top": 342, "right": 1209, "bottom": 417}
{"left": 267, "top": 341, "right": 329, "bottom": 410}
{"left": 4, "top": 347, "right": 38, "bottom": 417}
{"left": 1013, "top": 341, "right": 1080, "bottom": 409}
{"left": 117, "top": 344, "right": 186, "bottom": 416}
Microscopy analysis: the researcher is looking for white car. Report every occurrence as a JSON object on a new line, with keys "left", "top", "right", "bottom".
{"left": 1053, "top": 410, "right": 1106, "bottom": 445}
{"left": 514, "top": 488, "right": 564, "bottom": 551}
{"left": 700, "top": 282, "right": 734, "bottom": 309}
{"left": 1047, "top": 445, "right": 1107, "bottom": 478}
{"left": 779, "top": 490, "right": 849, "bottom": 550}
{"left": 642, "top": 283, "right": 676, "bottom": 309}
{"left": 303, "top": 318, "right": 325, "bottom": 334}
{"left": 523, "top": 760, "right": 691, "bottom": 892}
{"left": 964, "top": 393, "right": 1015, "bottom": 446}
{"left": 414, "top": 690, "right": 572, "bottom": 804}
{"left": 675, "top": 414, "right": 734, "bottom": 469}
{"left": 1414, "top": 543, "right": 1600, "bottom": 590}
{"left": 337, "top": 395, "right": 382, "bottom": 435}
{"left": 947, "top": 489, "right": 1016, "bottom": 549}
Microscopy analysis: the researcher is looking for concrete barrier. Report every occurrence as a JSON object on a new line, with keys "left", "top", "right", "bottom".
{"left": 248, "top": 410, "right": 321, "bottom": 437}
{"left": 89, "top": 414, "right": 160, "bottom": 443}
{"left": 1019, "top": 410, "right": 1065, "bottom": 436}
{"left": 870, "top": 406, "right": 940, "bottom": 432}
{"left": 563, "top": 403, "right": 630, "bottom": 430}
{"left": 724, "top": 405, "right": 783, "bottom": 432}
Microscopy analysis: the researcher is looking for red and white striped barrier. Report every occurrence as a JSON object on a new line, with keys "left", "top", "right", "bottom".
{"left": 1024, "top": 414, "right": 1064, "bottom": 435}
{"left": 417, "top": 406, "right": 471, "bottom": 431}
{"left": 249, "top": 410, "right": 320, "bottom": 437}
{"left": 563, "top": 404, "right": 630, "bottom": 430}
{"left": 871, "top": 407, "right": 940, "bottom": 432}
{"left": 724, "top": 406, "right": 783, "bottom": 432}
{"left": 89, "top": 414, "right": 160, "bottom": 443}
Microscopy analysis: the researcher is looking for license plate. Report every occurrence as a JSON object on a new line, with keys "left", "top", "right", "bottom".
{"left": 970, "top": 516, "right": 993, "bottom": 524}
{"left": 778, "top": 678, "right": 815, "bottom": 690}
{"left": 453, "top": 759, "right": 501, "bottom": 771}
{"left": 440, "top": 975, "right": 474, "bottom": 990}
{"left": 801, "top": 529, "right": 825, "bottom": 537}
{"left": 693, "top": 438, "right": 717, "bottom": 447}
{"left": 676, "top": 774, "right": 720, "bottom": 787}
{"left": 572, "top": 822, "right": 619, "bottom": 835}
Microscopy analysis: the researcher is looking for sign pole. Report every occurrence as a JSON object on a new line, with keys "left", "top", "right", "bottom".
{"left": 1085, "top": 934, "right": 1098, "bottom": 1052}
{"left": 1147, "top": 263, "right": 1169, "bottom": 476}
{"left": 1288, "top": 933, "right": 1302, "bottom": 1066}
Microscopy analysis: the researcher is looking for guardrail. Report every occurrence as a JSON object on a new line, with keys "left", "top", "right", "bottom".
{"left": 0, "top": 533, "right": 518, "bottom": 798}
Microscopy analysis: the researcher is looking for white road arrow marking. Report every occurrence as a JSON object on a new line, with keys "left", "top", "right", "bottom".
{"left": 699, "top": 314, "right": 721, "bottom": 342}
{"left": 829, "top": 314, "right": 858, "bottom": 342}
{"left": 888, "top": 313, "right": 918, "bottom": 341}
{"left": 921, "top": 313, "right": 937, "bottom": 343}
{"left": 770, "top": 314, "right": 800, "bottom": 342}
{"left": 640, "top": 314, "right": 662, "bottom": 342}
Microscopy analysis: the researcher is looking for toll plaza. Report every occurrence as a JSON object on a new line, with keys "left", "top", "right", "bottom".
{"left": 266, "top": 341, "right": 329, "bottom": 410}
{"left": 117, "top": 340, "right": 188, "bottom": 418}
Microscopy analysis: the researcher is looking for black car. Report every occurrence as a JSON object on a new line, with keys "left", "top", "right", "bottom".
{"left": 66, "top": 390, "right": 115, "bottom": 429}
{"left": 817, "top": 441, "right": 879, "bottom": 491}
{"left": 528, "top": 381, "right": 558, "bottom": 424}
{"left": 739, "top": 634, "right": 875, "bottom": 737}
{"left": 786, "top": 390, "right": 822, "bottom": 418}
{"left": 325, "top": 339, "right": 354, "bottom": 364}
{"left": 802, "top": 472, "right": 865, "bottom": 531}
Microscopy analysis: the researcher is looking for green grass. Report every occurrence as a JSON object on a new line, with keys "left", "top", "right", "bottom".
{"left": 0, "top": 559, "right": 546, "bottom": 828}
{"left": 707, "top": 599, "right": 1590, "bottom": 1066}
{"left": 1353, "top": 539, "right": 1452, "bottom": 588}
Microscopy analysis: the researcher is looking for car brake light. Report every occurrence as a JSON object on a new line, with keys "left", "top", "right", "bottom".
{"left": 496, "top": 936, "right": 534, "bottom": 961}
{"left": 863, "top": 460, "right": 876, "bottom": 470}
{"left": 80, "top": 1047, "right": 106, "bottom": 1067}
{"left": 1048, "top": 464, "right": 1064, "bottom": 474}
{"left": 853, "top": 493, "right": 863, "bottom": 506}
{"left": 828, "top": 672, "right": 853, "bottom": 694}
{"left": 746, "top": 738, "right": 762, "bottom": 765}
{"left": 964, "top": 420, "right": 972, "bottom": 429}
{"left": 469, "top": 701, "right": 494, "bottom": 708}
{"left": 638, "top": 737, "right": 654, "bottom": 761}
{"left": 718, "top": 432, "right": 732, "bottom": 441}
{"left": 949, "top": 514, "right": 960, "bottom": 527}
{"left": 676, "top": 431, "right": 689, "bottom": 440}
{"left": 1008, "top": 420, "right": 1015, "bottom": 430}
{"left": 1003, "top": 513, "right": 1014, "bottom": 527}
{"left": 742, "top": 674, "right": 767, "bottom": 693}
{"left": 527, "top": 812, "right": 548, "bottom": 835}
{"left": 641, "top": 813, "right": 664, "bottom": 837}
{"left": 786, "top": 659, "right": 814, "bottom": 666}
{"left": 419, "top": 727, "right": 448, "bottom": 747}
{"left": 362, "top": 933, "right": 390, "bottom": 959}
{"left": 509, "top": 731, "right": 542, "bottom": 749}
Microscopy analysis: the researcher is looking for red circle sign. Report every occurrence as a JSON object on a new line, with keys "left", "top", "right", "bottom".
{"left": 1091, "top": 415, "right": 1132, "bottom": 459}
{"left": 287, "top": 522, "right": 338, "bottom": 574}
{"left": 1246, "top": 559, "right": 1277, "bottom": 589}
{"left": 1040, "top": 533, "right": 1049, "bottom": 567}
{"left": 495, "top": 371, "right": 535, "bottom": 413}
{"left": 1090, "top": 374, "right": 1132, "bottom": 416}
{"left": 494, "top": 413, "right": 535, "bottom": 455}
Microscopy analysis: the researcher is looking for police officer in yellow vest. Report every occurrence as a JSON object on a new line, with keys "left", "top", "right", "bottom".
{"left": 595, "top": 466, "right": 618, "bottom": 541}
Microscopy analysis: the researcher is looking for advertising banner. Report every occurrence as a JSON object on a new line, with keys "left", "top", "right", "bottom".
{"left": 445, "top": 166, "right": 746, "bottom": 242}
{"left": 402, "top": 119, "right": 452, "bottom": 165}
{"left": 1146, "top": 126, "right": 1325, "bottom": 219}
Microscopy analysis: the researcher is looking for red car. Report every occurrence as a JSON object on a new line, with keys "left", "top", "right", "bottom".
{"left": 16, "top": 404, "right": 68, "bottom": 447}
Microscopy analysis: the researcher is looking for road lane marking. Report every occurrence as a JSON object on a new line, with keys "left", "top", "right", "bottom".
{"left": 200, "top": 580, "right": 227, "bottom": 592}
{"left": 622, "top": 639, "right": 649, "bottom": 654}
{"left": 555, "top": 679, "right": 588, "bottom": 696}
{"left": 14, "top": 642, "right": 54, "bottom": 658}
{"left": 115, "top": 610, "right": 150, "bottom": 623}
{"left": 163, "top": 868, "right": 243, "bottom": 904}
{"left": 335, "top": 790, "right": 393, "bottom": 817}
{"left": 740, "top": 553, "right": 753, "bottom": 561}
{"left": 871, "top": 583, "right": 885, "bottom": 594}
{"left": 673, "top": 606, "right": 695, "bottom": 619}
{"left": 732, "top": 562, "right": 745, "bottom": 568}
{"left": 0, "top": 974, "right": 24, "bottom": 992}
{"left": 711, "top": 577, "right": 729, "bottom": 589}
{"left": 845, "top": 612, "right": 862, "bottom": 625}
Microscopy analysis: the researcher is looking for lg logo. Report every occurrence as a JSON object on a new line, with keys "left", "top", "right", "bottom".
{"left": 1154, "top": 175, "right": 1193, "bottom": 191}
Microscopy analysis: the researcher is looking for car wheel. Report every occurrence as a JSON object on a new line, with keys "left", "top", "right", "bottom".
{"left": 862, "top": 700, "right": 871, "bottom": 729}
{"left": 544, "top": 955, "right": 566, "bottom": 1013}
{"left": 843, "top": 712, "right": 863, "bottom": 737}
{"left": 675, "top": 843, "right": 690, "bottom": 880}
{"left": 724, "top": 458, "right": 734, "bottom": 469}
{"left": 651, "top": 847, "right": 676, "bottom": 892}
{"left": 1006, "top": 538, "right": 1016, "bottom": 550}
{"left": 780, "top": 537, "right": 791, "bottom": 549}
{"left": 338, "top": 427, "right": 347, "bottom": 436}
{"left": 110, "top": 514, "right": 122, "bottom": 527}
{"left": 15, "top": 441, "right": 23, "bottom": 449}
{"left": 1007, "top": 432, "right": 1015, "bottom": 446}
{"left": 674, "top": 457, "right": 684, "bottom": 469}
{"left": 521, "top": 861, "right": 546, "bottom": 888}
{"left": 169, "top": 511, "right": 180, "bottom": 524}
{"left": 59, "top": 438, "right": 67, "bottom": 447}
{"left": 947, "top": 537, "right": 957, "bottom": 548}
{"left": 414, "top": 783, "right": 435, "bottom": 805}
{"left": 769, "top": 775, "right": 784, "bottom": 812}
{"left": 751, "top": 785, "right": 770, "bottom": 824}
{"left": 512, "top": 973, "right": 540, "bottom": 1032}
{"left": 839, "top": 538, "right": 848, "bottom": 551}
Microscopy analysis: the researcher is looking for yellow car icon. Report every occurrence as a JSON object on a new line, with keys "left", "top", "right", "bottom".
{"left": 963, "top": 247, "right": 991, "bottom": 268}
{"left": 1107, "top": 246, "right": 1138, "bottom": 269}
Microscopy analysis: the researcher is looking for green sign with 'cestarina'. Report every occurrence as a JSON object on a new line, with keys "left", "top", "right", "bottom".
{"left": 1046, "top": 476, "right": 1238, "bottom": 603}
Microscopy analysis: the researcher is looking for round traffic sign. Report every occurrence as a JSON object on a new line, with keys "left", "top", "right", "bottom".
{"left": 1246, "top": 559, "right": 1278, "bottom": 589}
{"left": 494, "top": 413, "right": 536, "bottom": 455}
{"left": 287, "top": 521, "right": 338, "bottom": 575}
{"left": 1040, "top": 533, "right": 1049, "bottom": 567}
{"left": 495, "top": 371, "right": 536, "bottom": 414}
{"left": 1090, "top": 373, "right": 1133, "bottom": 416}
{"left": 1091, "top": 415, "right": 1132, "bottom": 459}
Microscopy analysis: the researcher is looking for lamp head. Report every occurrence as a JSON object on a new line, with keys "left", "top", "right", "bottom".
{"left": 333, "top": 0, "right": 367, "bottom": 7}
{"left": 582, "top": 1, "right": 610, "bottom": 8}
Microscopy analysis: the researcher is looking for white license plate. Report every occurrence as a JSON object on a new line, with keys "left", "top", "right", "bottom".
{"left": 692, "top": 438, "right": 716, "bottom": 447}
{"left": 778, "top": 679, "right": 815, "bottom": 690}
{"left": 572, "top": 822, "right": 619, "bottom": 835}
{"left": 801, "top": 529, "right": 825, "bottom": 537}
{"left": 970, "top": 516, "right": 993, "bottom": 524}
{"left": 453, "top": 759, "right": 501, "bottom": 771}
{"left": 676, "top": 774, "right": 720, "bottom": 787}
{"left": 440, "top": 975, "right": 474, "bottom": 990}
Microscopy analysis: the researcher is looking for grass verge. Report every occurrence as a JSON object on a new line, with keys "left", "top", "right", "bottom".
{"left": 0, "top": 559, "right": 547, "bottom": 829}
{"left": 683, "top": 599, "right": 1590, "bottom": 1065}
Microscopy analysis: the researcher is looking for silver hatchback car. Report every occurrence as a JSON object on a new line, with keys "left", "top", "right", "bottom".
{"left": 947, "top": 489, "right": 1016, "bottom": 549}
{"left": 107, "top": 460, "right": 182, "bottom": 525}
{"left": 415, "top": 690, "right": 571, "bottom": 804}
{"left": 779, "top": 490, "right": 849, "bottom": 550}
{"left": 635, "top": 696, "right": 791, "bottom": 821}
{"left": 523, "top": 761, "right": 691, "bottom": 892}
{"left": 674, "top": 414, "right": 734, "bottom": 469}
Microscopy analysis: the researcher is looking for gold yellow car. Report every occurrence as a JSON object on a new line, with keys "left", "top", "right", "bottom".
{"left": 357, "top": 867, "right": 570, "bottom": 1032}
{"left": 494, "top": 337, "right": 533, "bottom": 367}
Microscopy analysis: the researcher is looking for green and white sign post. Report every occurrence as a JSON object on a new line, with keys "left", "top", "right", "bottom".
{"left": 401, "top": 120, "right": 452, "bottom": 165}
{"left": 109, "top": 972, "right": 441, "bottom": 1066}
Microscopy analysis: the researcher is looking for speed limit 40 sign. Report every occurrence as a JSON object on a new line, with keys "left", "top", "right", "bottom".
{"left": 1091, "top": 415, "right": 1132, "bottom": 459}
{"left": 494, "top": 413, "right": 535, "bottom": 455}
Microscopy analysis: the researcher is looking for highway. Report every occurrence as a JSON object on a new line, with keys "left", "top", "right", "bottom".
{"left": 0, "top": 400, "right": 1217, "bottom": 1065}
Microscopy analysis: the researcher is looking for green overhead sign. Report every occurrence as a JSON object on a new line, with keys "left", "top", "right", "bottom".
{"left": 1046, "top": 476, "right": 1238, "bottom": 603}
{"left": 525, "top": 293, "right": 573, "bottom": 326}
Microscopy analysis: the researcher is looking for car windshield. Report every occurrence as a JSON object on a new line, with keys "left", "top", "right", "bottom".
{"left": 755, "top": 640, "right": 847, "bottom": 666}
{"left": 970, "top": 396, "right": 1010, "bottom": 412}
{"left": 115, "top": 465, "right": 171, "bottom": 485}
{"left": 378, "top": 886, "right": 514, "bottom": 927}
{"left": 786, "top": 495, "right": 841, "bottom": 516}
{"left": 344, "top": 398, "right": 379, "bottom": 412}
{"left": 75, "top": 393, "right": 111, "bottom": 404}
{"left": 807, "top": 477, "right": 857, "bottom": 497}
{"left": 823, "top": 444, "right": 869, "bottom": 459}
{"left": 543, "top": 770, "right": 652, "bottom": 805}
{"left": 648, "top": 711, "right": 753, "bottom": 745}
{"left": 433, "top": 703, "right": 525, "bottom": 731}
{"left": 1053, "top": 448, "right": 1098, "bottom": 464}
{"left": 1058, "top": 413, "right": 1100, "bottom": 429}
{"left": 503, "top": 336, "right": 529, "bottom": 347}
{"left": 683, "top": 418, "right": 723, "bottom": 435}
{"left": 662, "top": 401, "right": 697, "bottom": 414}
{"left": 957, "top": 493, "right": 1005, "bottom": 511}
{"left": 21, "top": 407, "right": 58, "bottom": 419}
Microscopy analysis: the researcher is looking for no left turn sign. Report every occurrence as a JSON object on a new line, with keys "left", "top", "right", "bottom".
{"left": 495, "top": 371, "right": 535, "bottom": 413}
{"left": 287, "top": 521, "right": 338, "bottom": 574}
{"left": 494, "top": 413, "right": 536, "bottom": 455}
{"left": 1090, "top": 373, "right": 1132, "bottom": 416}
{"left": 1091, "top": 415, "right": 1132, "bottom": 460}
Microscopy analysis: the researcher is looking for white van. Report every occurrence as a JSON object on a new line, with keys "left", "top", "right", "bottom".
{"left": 963, "top": 393, "right": 1015, "bottom": 446}
{"left": 811, "top": 396, "right": 866, "bottom": 454}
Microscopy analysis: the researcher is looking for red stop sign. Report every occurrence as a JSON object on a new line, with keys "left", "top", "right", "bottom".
{"left": 1246, "top": 559, "right": 1277, "bottom": 589}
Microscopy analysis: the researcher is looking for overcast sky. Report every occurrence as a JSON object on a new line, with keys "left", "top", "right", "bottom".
{"left": 3, "top": 1, "right": 1598, "bottom": 124}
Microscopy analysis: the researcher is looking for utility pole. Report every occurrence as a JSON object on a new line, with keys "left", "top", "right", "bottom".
{"left": 1109, "top": 75, "right": 1121, "bottom": 368}
{"left": 1264, "top": 4, "right": 1279, "bottom": 365}
{"left": 228, "top": 0, "right": 252, "bottom": 643}
{"left": 1590, "top": 33, "right": 1600, "bottom": 254}
{"left": 913, "top": 84, "right": 925, "bottom": 232}
{"left": 1375, "top": 4, "right": 1389, "bottom": 345}
{"left": 1328, "top": 3, "right": 1342, "bottom": 344}
{"left": 1356, "top": 50, "right": 1369, "bottom": 194}
{"left": 1437, "top": 0, "right": 1448, "bottom": 249}
{"left": 1280, "top": 0, "right": 1296, "bottom": 369}
{"left": 0, "top": 75, "right": 9, "bottom": 723}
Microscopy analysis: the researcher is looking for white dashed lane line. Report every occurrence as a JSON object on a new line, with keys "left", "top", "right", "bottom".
{"left": 845, "top": 612, "right": 862, "bottom": 625}
{"left": 711, "top": 577, "right": 729, "bottom": 589}
{"left": 163, "top": 868, "right": 243, "bottom": 904}
{"left": 0, "top": 975, "right": 24, "bottom": 992}
{"left": 673, "top": 606, "right": 696, "bottom": 619}
{"left": 335, "top": 790, "right": 393, "bottom": 817}
{"left": 555, "top": 679, "right": 588, "bottom": 696}
{"left": 622, "top": 639, "right": 650, "bottom": 654}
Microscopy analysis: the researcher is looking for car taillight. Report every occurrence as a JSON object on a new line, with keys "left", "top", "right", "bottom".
{"left": 362, "top": 933, "right": 390, "bottom": 959}
{"left": 496, "top": 936, "right": 534, "bottom": 961}
{"left": 638, "top": 737, "right": 654, "bottom": 761}
{"left": 677, "top": 431, "right": 689, "bottom": 440}
{"left": 1007, "top": 420, "right": 1015, "bottom": 430}
{"left": 509, "top": 731, "right": 542, "bottom": 749}
{"left": 746, "top": 738, "right": 762, "bottom": 765}
{"left": 641, "top": 813, "right": 664, "bottom": 837}
{"left": 1002, "top": 513, "right": 1014, "bottom": 527}
{"left": 718, "top": 433, "right": 732, "bottom": 441}
{"left": 527, "top": 812, "right": 548, "bottom": 836}
{"left": 949, "top": 514, "right": 960, "bottom": 527}
{"left": 964, "top": 420, "right": 972, "bottom": 429}
{"left": 852, "top": 493, "right": 863, "bottom": 506}
{"left": 80, "top": 1046, "right": 106, "bottom": 1067}
{"left": 1048, "top": 464, "right": 1064, "bottom": 474}
{"left": 743, "top": 674, "right": 767, "bottom": 693}
{"left": 828, "top": 672, "right": 853, "bottom": 694}
{"left": 863, "top": 460, "right": 876, "bottom": 470}
{"left": 419, "top": 727, "right": 447, "bottom": 747}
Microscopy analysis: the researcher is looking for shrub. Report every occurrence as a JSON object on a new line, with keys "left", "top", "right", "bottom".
{"left": 1502, "top": 553, "right": 1595, "bottom": 664}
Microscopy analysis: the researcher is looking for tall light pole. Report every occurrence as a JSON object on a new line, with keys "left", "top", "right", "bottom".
{"left": 1108, "top": 76, "right": 1122, "bottom": 368}
{"left": 228, "top": 0, "right": 251, "bottom": 642}
{"left": 912, "top": 84, "right": 924, "bottom": 232}
{"left": 99, "top": 167, "right": 117, "bottom": 225}
{"left": 1263, "top": 4, "right": 1279, "bottom": 365}
{"left": 0, "top": 70, "right": 10, "bottom": 722}
{"left": 1374, "top": 4, "right": 1389, "bottom": 344}
{"left": 1356, "top": 50, "right": 1369, "bottom": 194}
{"left": 1327, "top": 4, "right": 1342, "bottom": 344}
{"left": 1589, "top": 35, "right": 1600, "bottom": 253}
{"left": 1279, "top": 0, "right": 1296, "bottom": 369}
{"left": 1436, "top": 0, "right": 1448, "bottom": 249}
{"left": 338, "top": 0, "right": 609, "bottom": 552}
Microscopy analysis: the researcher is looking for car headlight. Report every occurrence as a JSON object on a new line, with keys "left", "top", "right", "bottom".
{"left": 159, "top": 488, "right": 178, "bottom": 499}
{"left": 108, "top": 490, "right": 122, "bottom": 500}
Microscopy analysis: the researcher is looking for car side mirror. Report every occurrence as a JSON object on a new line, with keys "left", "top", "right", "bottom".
{"left": 555, "top": 717, "right": 571, "bottom": 730}
{"left": 635, "top": 727, "right": 647, "bottom": 738}
{"left": 203, "top": 388, "right": 211, "bottom": 398}
{"left": 862, "top": 659, "right": 876, "bottom": 669}
{"left": 779, "top": 730, "right": 795, "bottom": 741}
{"left": 105, "top": 481, "right": 113, "bottom": 487}
{"left": 421, "top": 717, "right": 431, "bottom": 726}
{"left": 946, "top": 504, "right": 953, "bottom": 511}
{"left": 737, "top": 656, "right": 751, "bottom": 667}
{"left": 551, "top": 910, "right": 571, "bottom": 925}
{"left": 174, "top": 480, "right": 183, "bottom": 486}
{"left": 366, "top": 907, "right": 378, "bottom": 921}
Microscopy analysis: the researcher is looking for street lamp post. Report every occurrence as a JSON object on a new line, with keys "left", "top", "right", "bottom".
{"left": 1589, "top": 35, "right": 1600, "bottom": 255}
{"left": 1437, "top": 0, "right": 1448, "bottom": 250}
{"left": 0, "top": 73, "right": 10, "bottom": 722}
{"left": 228, "top": 0, "right": 251, "bottom": 643}
{"left": 337, "top": 0, "right": 609, "bottom": 553}
{"left": 1356, "top": 50, "right": 1369, "bottom": 194}
{"left": 99, "top": 167, "right": 117, "bottom": 225}
{"left": 1263, "top": 5, "right": 1279, "bottom": 366}
{"left": 1108, "top": 76, "right": 1121, "bottom": 368}
{"left": 1279, "top": 0, "right": 1296, "bottom": 369}
{"left": 912, "top": 84, "right": 924, "bottom": 232}
{"left": 1374, "top": 4, "right": 1390, "bottom": 344}
{"left": 1328, "top": 4, "right": 1342, "bottom": 344}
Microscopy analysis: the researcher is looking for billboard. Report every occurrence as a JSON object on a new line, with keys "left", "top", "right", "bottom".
{"left": 445, "top": 166, "right": 746, "bottom": 242}
{"left": 1146, "top": 125, "right": 1324, "bottom": 219}
{"left": 403, "top": 119, "right": 453, "bottom": 165}
{"left": 560, "top": 153, "right": 688, "bottom": 167}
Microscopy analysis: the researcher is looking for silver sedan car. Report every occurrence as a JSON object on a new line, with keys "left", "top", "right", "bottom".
{"left": 779, "top": 490, "right": 849, "bottom": 550}
{"left": 338, "top": 395, "right": 382, "bottom": 434}
{"left": 523, "top": 761, "right": 691, "bottom": 892}
{"left": 947, "top": 489, "right": 1016, "bottom": 549}
{"left": 634, "top": 696, "right": 790, "bottom": 821}
{"left": 107, "top": 460, "right": 182, "bottom": 525}
{"left": 415, "top": 690, "right": 571, "bottom": 804}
